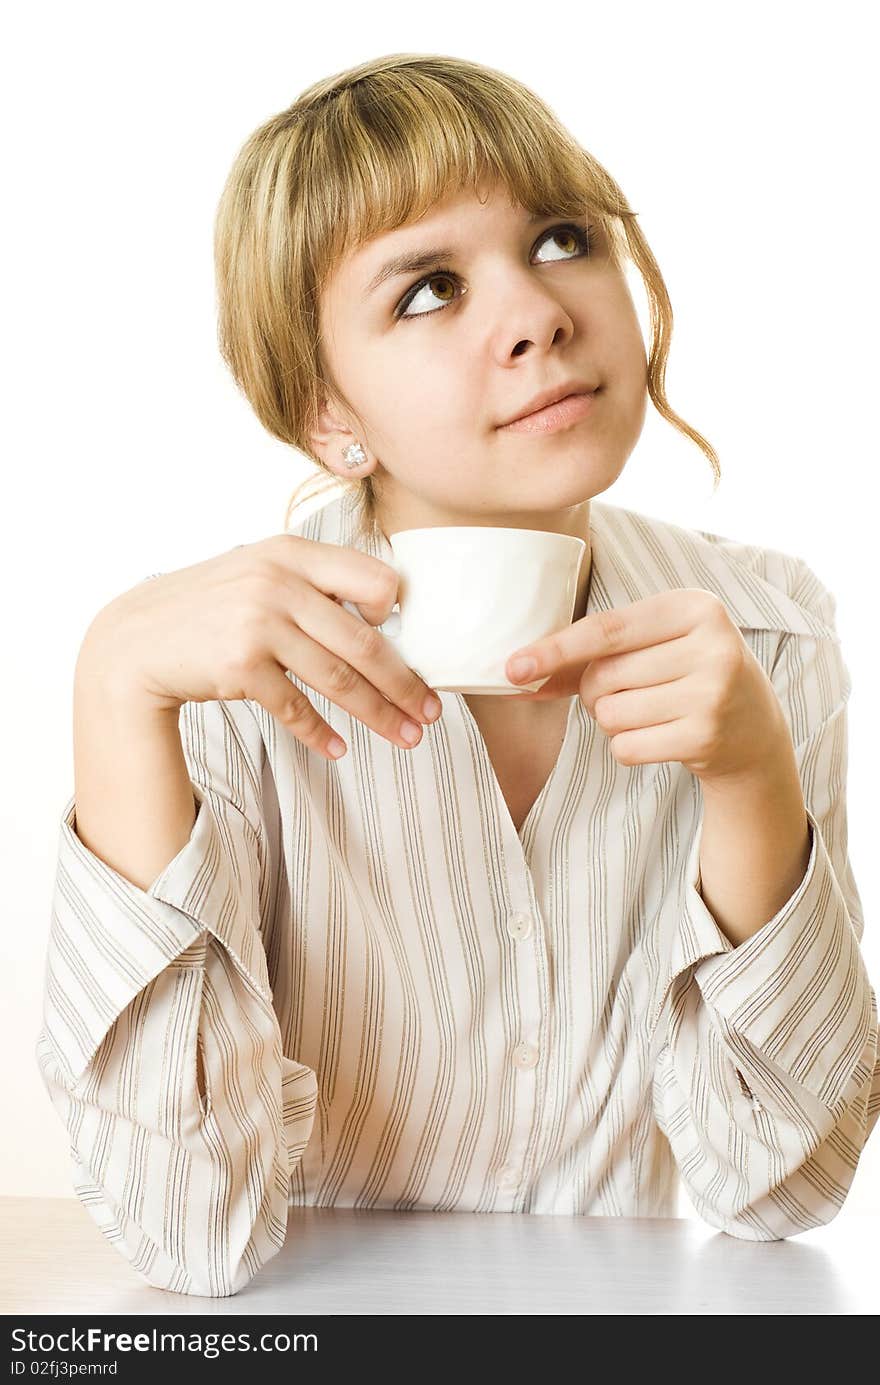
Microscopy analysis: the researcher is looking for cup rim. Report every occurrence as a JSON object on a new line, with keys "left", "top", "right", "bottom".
{"left": 387, "top": 525, "right": 586, "bottom": 551}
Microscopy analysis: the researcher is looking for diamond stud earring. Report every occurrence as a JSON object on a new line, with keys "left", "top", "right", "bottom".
{"left": 342, "top": 442, "right": 366, "bottom": 469}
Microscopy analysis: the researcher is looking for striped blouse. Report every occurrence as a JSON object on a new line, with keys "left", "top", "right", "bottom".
{"left": 35, "top": 490, "right": 880, "bottom": 1298}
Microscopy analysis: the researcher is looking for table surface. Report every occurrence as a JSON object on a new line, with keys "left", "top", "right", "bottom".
{"left": 1, "top": 1197, "right": 878, "bottom": 1315}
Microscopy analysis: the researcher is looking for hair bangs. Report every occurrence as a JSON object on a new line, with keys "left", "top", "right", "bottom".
{"left": 299, "top": 63, "right": 626, "bottom": 295}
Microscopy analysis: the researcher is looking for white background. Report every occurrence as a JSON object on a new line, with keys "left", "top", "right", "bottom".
{"left": 3, "top": 0, "right": 878, "bottom": 1225}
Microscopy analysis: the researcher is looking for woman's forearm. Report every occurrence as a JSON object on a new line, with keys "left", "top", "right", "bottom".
{"left": 72, "top": 635, "right": 198, "bottom": 892}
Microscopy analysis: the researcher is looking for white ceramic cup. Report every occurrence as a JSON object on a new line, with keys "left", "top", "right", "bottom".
{"left": 379, "top": 526, "right": 586, "bottom": 694}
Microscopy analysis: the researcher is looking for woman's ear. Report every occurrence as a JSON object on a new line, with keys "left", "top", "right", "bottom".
{"left": 308, "top": 394, "right": 368, "bottom": 478}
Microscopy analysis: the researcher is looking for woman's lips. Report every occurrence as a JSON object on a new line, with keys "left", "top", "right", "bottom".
{"left": 499, "top": 389, "right": 600, "bottom": 434}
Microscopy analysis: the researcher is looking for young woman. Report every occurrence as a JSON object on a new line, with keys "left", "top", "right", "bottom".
{"left": 37, "top": 53, "right": 879, "bottom": 1299}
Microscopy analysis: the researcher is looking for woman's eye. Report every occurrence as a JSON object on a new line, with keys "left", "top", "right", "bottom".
{"left": 394, "top": 222, "right": 595, "bottom": 321}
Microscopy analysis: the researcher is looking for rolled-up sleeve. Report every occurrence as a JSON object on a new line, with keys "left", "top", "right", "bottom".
{"left": 652, "top": 563, "right": 880, "bottom": 1240}
{"left": 34, "top": 697, "right": 318, "bottom": 1296}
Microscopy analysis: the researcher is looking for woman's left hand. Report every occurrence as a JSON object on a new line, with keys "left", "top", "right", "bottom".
{"left": 504, "top": 589, "right": 793, "bottom": 785}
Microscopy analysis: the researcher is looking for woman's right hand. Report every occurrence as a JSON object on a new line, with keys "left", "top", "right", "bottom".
{"left": 81, "top": 534, "right": 443, "bottom": 760}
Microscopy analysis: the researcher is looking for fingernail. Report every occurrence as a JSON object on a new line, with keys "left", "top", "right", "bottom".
{"left": 422, "top": 694, "right": 443, "bottom": 720}
{"left": 508, "top": 657, "right": 537, "bottom": 682}
{"left": 400, "top": 719, "right": 422, "bottom": 745}
{"left": 327, "top": 735, "right": 347, "bottom": 758}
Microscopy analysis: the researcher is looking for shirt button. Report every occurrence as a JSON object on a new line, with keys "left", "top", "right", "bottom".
{"left": 496, "top": 1164, "right": 520, "bottom": 1191}
{"left": 512, "top": 1042, "right": 539, "bottom": 1070}
{"left": 506, "top": 912, "right": 533, "bottom": 941}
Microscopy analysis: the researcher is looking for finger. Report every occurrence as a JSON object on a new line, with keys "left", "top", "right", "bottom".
{"left": 505, "top": 592, "right": 698, "bottom": 686}
{"left": 517, "top": 633, "right": 692, "bottom": 703}
{"left": 267, "top": 613, "right": 431, "bottom": 751}
{"left": 586, "top": 679, "right": 686, "bottom": 730}
{"left": 274, "top": 534, "right": 400, "bottom": 627}
{"left": 282, "top": 576, "right": 442, "bottom": 727}
{"left": 604, "top": 718, "right": 689, "bottom": 767}
{"left": 246, "top": 661, "right": 348, "bottom": 761}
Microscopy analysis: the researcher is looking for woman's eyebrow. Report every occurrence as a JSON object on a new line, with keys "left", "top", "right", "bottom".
{"left": 362, "top": 210, "right": 554, "bottom": 298}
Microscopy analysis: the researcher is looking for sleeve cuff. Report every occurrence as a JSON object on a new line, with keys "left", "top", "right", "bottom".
{"left": 41, "top": 780, "right": 270, "bottom": 1085}
{"left": 689, "top": 804, "right": 875, "bottom": 1112}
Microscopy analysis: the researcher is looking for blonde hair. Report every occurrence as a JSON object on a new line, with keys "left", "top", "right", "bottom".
{"left": 213, "top": 52, "right": 721, "bottom": 549}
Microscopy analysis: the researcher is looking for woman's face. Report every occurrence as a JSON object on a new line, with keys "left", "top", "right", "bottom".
{"left": 310, "top": 180, "right": 648, "bottom": 538}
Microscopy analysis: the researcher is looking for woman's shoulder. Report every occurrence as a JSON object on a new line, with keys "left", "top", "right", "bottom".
{"left": 590, "top": 500, "right": 840, "bottom": 641}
